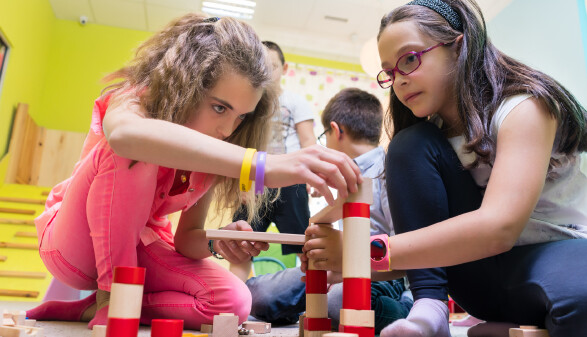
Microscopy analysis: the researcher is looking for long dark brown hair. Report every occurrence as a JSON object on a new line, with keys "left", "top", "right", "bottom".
{"left": 379, "top": 0, "right": 587, "bottom": 168}
{"left": 102, "top": 13, "right": 277, "bottom": 222}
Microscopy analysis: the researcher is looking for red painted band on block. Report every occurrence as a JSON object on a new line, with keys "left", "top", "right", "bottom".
{"left": 151, "top": 319, "right": 184, "bottom": 337}
{"left": 306, "top": 270, "right": 327, "bottom": 294}
{"left": 304, "top": 317, "right": 332, "bottom": 331}
{"left": 343, "top": 203, "right": 370, "bottom": 218}
{"left": 339, "top": 325, "right": 375, "bottom": 337}
{"left": 106, "top": 318, "right": 140, "bottom": 337}
{"left": 343, "top": 278, "right": 371, "bottom": 310}
{"left": 113, "top": 266, "right": 146, "bottom": 285}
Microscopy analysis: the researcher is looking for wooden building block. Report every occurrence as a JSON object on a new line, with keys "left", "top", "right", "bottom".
{"left": 323, "top": 333, "right": 358, "bottom": 337}
{"left": 0, "top": 255, "right": 6, "bottom": 261}
{"left": 310, "top": 178, "right": 373, "bottom": 224}
{"left": 241, "top": 321, "right": 271, "bottom": 334}
{"left": 0, "top": 325, "right": 43, "bottom": 336}
{"left": 304, "top": 330, "right": 332, "bottom": 337}
{"left": 306, "top": 294, "right": 328, "bottom": 318}
{"left": 341, "top": 218, "right": 370, "bottom": 279}
{"left": 212, "top": 314, "right": 239, "bottom": 337}
{"left": 206, "top": 230, "right": 305, "bottom": 245}
{"left": 200, "top": 324, "right": 213, "bottom": 333}
{"left": 23, "top": 320, "right": 36, "bottom": 327}
{"left": 509, "top": 326, "right": 550, "bottom": 337}
{"left": 339, "top": 309, "right": 374, "bottom": 328}
{"left": 92, "top": 325, "right": 107, "bottom": 337}
{"left": 299, "top": 314, "right": 306, "bottom": 337}
{"left": 2, "top": 317, "right": 15, "bottom": 326}
{"left": 183, "top": 334, "right": 208, "bottom": 337}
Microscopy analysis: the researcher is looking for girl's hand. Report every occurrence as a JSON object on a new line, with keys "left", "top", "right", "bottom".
{"left": 301, "top": 224, "right": 344, "bottom": 273}
{"left": 264, "top": 145, "right": 362, "bottom": 205}
{"left": 214, "top": 220, "right": 269, "bottom": 264}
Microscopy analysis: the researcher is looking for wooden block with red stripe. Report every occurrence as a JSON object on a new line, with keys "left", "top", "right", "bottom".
{"left": 304, "top": 317, "right": 332, "bottom": 331}
{"left": 339, "top": 309, "right": 374, "bottom": 328}
{"left": 339, "top": 325, "right": 375, "bottom": 337}
{"left": 342, "top": 278, "right": 371, "bottom": 310}
{"left": 106, "top": 266, "right": 146, "bottom": 337}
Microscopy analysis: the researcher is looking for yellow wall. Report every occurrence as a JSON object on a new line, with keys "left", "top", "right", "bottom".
{"left": 38, "top": 21, "right": 151, "bottom": 131}
{"left": 0, "top": 0, "right": 55, "bottom": 158}
{"left": 0, "top": 1, "right": 362, "bottom": 141}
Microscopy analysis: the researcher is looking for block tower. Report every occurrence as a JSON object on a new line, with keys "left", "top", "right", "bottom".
{"left": 106, "top": 266, "right": 146, "bottom": 337}
{"left": 304, "top": 223, "right": 332, "bottom": 337}
{"left": 339, "top": 181, "right": 374, "bottom": 337}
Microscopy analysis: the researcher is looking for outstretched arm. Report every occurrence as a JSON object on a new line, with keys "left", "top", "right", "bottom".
{"left": 102, "top": 99, "right": 361, "bottom": 204}
{"left": 304, "top": 98, "right": 557, "bottom": 271}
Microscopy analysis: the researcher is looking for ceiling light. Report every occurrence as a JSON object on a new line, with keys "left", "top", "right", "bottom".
{"left": 216, "top": 0, "right": 256, "bottom": 7}
{"left": 202, "top": 0, "right": 256, "bottom": 20}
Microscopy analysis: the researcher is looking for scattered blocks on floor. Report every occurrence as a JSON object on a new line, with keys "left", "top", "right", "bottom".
{"left": 241, "top": 321, "right": 271, "bottom": 334}
{"left": 151, "top": 319, "right": 184, "bottom": 337}
{"left": 201, "top": 324, "right": 213, "bottom": 333}
{"left": 212, "top": 313, "right": 239, "bottom": 337}
{"left": 92, "top": 325, "right": 107, "bottom": 337}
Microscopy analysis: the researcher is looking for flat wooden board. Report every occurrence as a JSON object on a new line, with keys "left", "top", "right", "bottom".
{"left": 205, "top": 230, "right": 305, "bottom": 245}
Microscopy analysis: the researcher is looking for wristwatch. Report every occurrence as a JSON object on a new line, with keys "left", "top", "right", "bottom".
{"left": 208, "top": 239, "right": 224, "bottom": 260}
{"left": 370, "top": 234, "right": 390, "bottom": 271}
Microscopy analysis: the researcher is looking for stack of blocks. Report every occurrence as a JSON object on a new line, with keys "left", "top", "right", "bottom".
{"left": 305, "top": 178, "right": 373, "bottom": 337}
{"left": 304, "top": 236, "right": 331, "bottom": 337}
{"left": 339, "top": 182, "right": 374, "bottom": 337}
{"left": 105, "top": 266, "right": 146, "bottom": 337}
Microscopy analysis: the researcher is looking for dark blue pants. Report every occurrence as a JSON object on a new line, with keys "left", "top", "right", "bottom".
{"left": 385, "top": 121, "right": 587, "bottom": 337}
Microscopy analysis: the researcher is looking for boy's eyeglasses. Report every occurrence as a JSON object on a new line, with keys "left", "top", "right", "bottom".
{"left": 317, "top": 127, "right": 343, "bottom": 146}
{"left": 377, "top": 42, "right": 446, "bottom": 89}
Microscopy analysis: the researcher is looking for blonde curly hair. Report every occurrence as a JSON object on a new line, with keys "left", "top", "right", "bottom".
{"left": 103, "top": 13, "right": 278, "bottom": 223}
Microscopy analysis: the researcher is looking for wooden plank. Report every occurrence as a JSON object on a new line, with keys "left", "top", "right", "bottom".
{"left": 0, "top": 197, "right": 46, "bottom": 205}
{"left": 206, "top": 230, "right": 305, "bottom": 245}
{"left": 0, "top": 270, "right": 46, "bottom": 279}
{"left": 0, "top": 241, "right": 38, "bottom": 250}
{"left": 0, "top": 289, "right": 40, "bottom": 298}
{"left": 37, "top": 129, "right": 86, "bottom": 187}
{"left": 0, "top": 218, "right": 35, "bottom": 225}
{"left": 6, "top": 103, "right": 30, "bottom": 184}
{"left": 41, "top": 191, "right": 50, "bottom": 196}
{"left": 0, "top": 207, "right": 36, "bottom": 215}
{"left": 14, "top": 231, "right": 38, "bottom": 238}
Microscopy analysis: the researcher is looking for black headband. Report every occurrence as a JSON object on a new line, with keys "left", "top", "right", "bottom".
{"left": 406, "top": 0, "right": 463, "bottom": 31}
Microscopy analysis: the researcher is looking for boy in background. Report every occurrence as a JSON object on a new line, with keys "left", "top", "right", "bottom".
{"left": 246, "top": 88, "right": 413, "bottom": 333}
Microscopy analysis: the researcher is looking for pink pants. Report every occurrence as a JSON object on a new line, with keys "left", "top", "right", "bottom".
{"left": 37, "top": 138, "right": 251, "bottom": 329}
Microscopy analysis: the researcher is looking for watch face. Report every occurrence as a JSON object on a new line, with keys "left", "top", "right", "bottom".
{"left": 370, "top": 238, "right": 387, "bottom": 261}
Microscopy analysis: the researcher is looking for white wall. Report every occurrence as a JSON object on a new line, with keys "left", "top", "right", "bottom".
{"left": 488, "top": 0, "right": 587, "bottom": 105}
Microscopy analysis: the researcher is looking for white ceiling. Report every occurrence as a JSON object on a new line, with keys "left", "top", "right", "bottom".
{"left": 48, "top": 0, "right": 513, "bottom": 65}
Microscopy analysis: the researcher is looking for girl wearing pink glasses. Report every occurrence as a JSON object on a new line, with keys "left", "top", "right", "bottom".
{"left": 303, "top": 0, "right": 587, "bottom": 336}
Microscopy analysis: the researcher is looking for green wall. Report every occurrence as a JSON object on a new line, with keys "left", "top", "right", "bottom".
{"left": 0, "top": 0, "right": 55, "bottom": 158}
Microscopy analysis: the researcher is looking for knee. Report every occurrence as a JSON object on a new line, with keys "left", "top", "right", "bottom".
{"left": 220, "top": 280, "right": 252, "bottom": 324}
{"left": 388, "top": 122, "right": 444, "bottom": 156}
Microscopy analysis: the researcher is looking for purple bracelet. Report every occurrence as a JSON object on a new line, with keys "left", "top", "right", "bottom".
{"left": 255, "top": 151, "right": 266, "bottom": 195}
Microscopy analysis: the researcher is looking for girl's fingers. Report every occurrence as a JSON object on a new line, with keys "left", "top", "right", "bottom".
{"left": 217, "top": 240, "right": 238, "bottom": 261}
{"left": 240, "top": 241, "right": 261, "bottom": 256}
{"left": 306, "top": 248, "right": 328, "bottom": 261}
